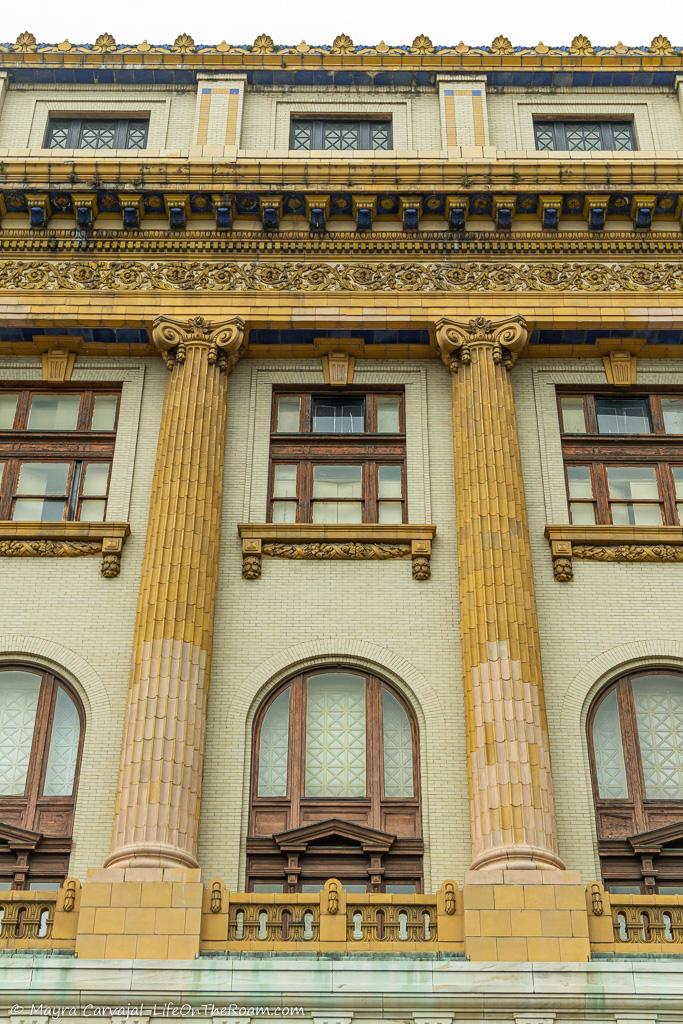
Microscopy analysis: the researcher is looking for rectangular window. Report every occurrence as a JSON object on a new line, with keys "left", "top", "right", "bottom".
{"left": 534, "top": 120, "right": 635, "bottom": 152}
{"left": 290, "top": 118, "right": 392, "bottom": 151}
{"left": 45, "top": 118, "right": 148, "bottom": 150}
{"left": 0, "top": 388, "right": 119, "bottom": 522}
{"left": 559, "top": 391, "right": 683, "bottom": 526}
{"left": 268, "top": 390, "right": 406, "bottom": 524}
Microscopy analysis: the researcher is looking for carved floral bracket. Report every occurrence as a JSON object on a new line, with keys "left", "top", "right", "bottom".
{"left": 0, "top": 521, "right": 130, "bottom": 577}
{"left": 545, "top": 524, "right": 683, "bottom": 581}
{"left": 238, "top": 524, "right": 436, "bottom": 580}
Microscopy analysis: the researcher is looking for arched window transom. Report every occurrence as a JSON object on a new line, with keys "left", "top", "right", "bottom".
{"left": 588, "top": 669, "right": 683, "bottom": 893}
{"left": 250, "top": 667, "right": 421, "bottom": 893}
{"left": 0, "top": 664, "right": 84, "bottom": 890}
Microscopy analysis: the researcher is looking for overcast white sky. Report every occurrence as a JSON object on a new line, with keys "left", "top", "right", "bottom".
{"left": 4, "top": 0, "right": 680, "bottom": 48}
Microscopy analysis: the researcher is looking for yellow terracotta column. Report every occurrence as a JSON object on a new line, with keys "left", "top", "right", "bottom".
{"left": 106, "top": 315, "right": 245, "bottom": 871}
{"left": 435, "top": 315, "right": 563, "bottom": 872}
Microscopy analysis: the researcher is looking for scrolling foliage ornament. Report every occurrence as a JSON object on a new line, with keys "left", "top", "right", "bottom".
{"left": 151, "top": 315, "right": 246, "bottom": 372}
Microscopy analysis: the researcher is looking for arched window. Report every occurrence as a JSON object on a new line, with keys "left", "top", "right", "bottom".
{"left": 588, "top": 669, "right": 683, "bottom": 893}
{"left": 0, "top": 664, "right": 84, "bottom": 889}
{"left": 250, "top": 667, "right": 422, "bottom": 893}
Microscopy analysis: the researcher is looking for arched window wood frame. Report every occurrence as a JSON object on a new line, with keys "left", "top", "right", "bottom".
{"left": 587, "top": 668, "right": 683, "bottom": 893}
{"left": 0, "top": 663, "right": 85, "bottom": 889}
{"left": 248, "top": 666, "right": 423, "bottom": 893}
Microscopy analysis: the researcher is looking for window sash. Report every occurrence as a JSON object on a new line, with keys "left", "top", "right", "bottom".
{"left": 534, "top": 120, "right": 635, "bottom": 151}
{"left": 45, "top": 118, "right": 148, "bottom": 150}
{"left": 268, "top": 459, "right": 406, "bottom": 524}
{"left": 290, "top": 118, "right": 392, "bottom": 151}
{"left": 560, "top": 391, "right": 683, "bottom": 526}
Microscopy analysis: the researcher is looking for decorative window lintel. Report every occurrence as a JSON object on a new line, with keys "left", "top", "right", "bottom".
{"left": 238, "top": 523, "right": 435, "bottom": 581}
{"left": 0, "top": 520, "right": 130, "bottom": 577}
{"left": 545, "top": 523, "right": 683, "bottom": 581}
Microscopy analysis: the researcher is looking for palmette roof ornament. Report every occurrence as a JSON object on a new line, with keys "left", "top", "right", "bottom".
{"left": 331, "top": 34, "right": 354, "bottom": 54}
{"left": 411, "top": 34, "right": 434, "bottom": 54}
{"left": 491, "top": 35, "right": 514, "bottom": 55}
{"left": 252, "top": 34, "right": 275, "bottom": 54}
{"left": 0, "top": 32, "right": 681, "bottom": 58}
{"left": 650, "top": 34, "right": 673, "bottom": 54}
{"left": 12, "top": 31, "right": 36, "bottom": 51}
{"left": 172, "top": 33, "right": 195, "bottom": 53}
{"left": 570, "top": 34, "right": 593, "bottom": 55}
{"left": 93, "top": 33, "right": 117, "bottom": 53}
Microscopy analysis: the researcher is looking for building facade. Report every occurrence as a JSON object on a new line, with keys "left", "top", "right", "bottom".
{"left": 0, "top": 26, "right": 683, "bottom": 1022}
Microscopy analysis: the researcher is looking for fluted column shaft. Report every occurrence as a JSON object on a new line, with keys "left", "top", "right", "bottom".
{"left": 106, "top": 315, "right": 245, "bottom": 870}
{"left": 436, "top": 315, "right": 563, "bottom": 872}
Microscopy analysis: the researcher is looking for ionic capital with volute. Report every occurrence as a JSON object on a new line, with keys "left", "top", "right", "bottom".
{"left": 152, "top": 315, "right": 245, "bottom": 373}
{"left": 435, "top": 314, "right": 529, "bottom": 372}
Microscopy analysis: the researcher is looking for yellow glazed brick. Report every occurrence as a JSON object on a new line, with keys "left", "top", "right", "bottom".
{"left": 558, "top": 936, "right": 590, "bottom": 961}
{"left": 523, "top": 887, "right": 557, "bottom": 910}
{"left": 509, "top": 910, "right": 544, "bottom": 937}
{"left": 465, "top": 936, "right": 498, "bottom": 961}
{"left": 527, "top": 936, "right": 561, "bottom": 961}
{"left": 137, "top": 934, "right": 170, "bottom": 959}
{"left": 539, "top": 910, "right": 574, "bottom": 937}
{"left": 479, "top": 910, "right": 512, "bottom": 937}
{"left": 124, "top": 907, "right": 157, "bottom": 934}
{"left": 110, "top": 883, "right": 143, "bottom": 908}
{"left": 555, "top": 886, "right": 588, "bottom": 910}
{"left": 171, "top": 882, "right": 204, "bottom": 908}
{"left": 463, "top": 910, "right": 481, "bottom": 936}
{"left": 168, "top": 934, "right": 200, "bottom": 959}
{"left": 140, "top": 882, "right": 174, "bottom": 908}
{"left": 104, "top": 934, "right": 138, "bottom": 959}
{"left": 79, "top": 883, "right": 112, "bottom": 908}
{"left": 93, "top": 907, "right": 126, "bottom": 934}
{"left": 493, "top": 886, "right": 525, "bottom": 910}
{"left": 496, "top": 936, "right": 529, "bottom": 961}
{"left": 74, "top": 934, "right": 107, "bottom": 959}
{"left": 463, "top": 885, "right": 495, "bottom": 910}
{"left": 155, "top": 908, "right": 187, "bottom": 935}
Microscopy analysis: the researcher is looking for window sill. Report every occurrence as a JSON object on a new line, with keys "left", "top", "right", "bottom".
{"left": 0, "top": 521, "right": 130, "bottom": 578}
{"left": 238, "top": 523, "right": 436, "bottom": 581}
{"left": 545, "top": 524, "right": 683, "bottom": 582}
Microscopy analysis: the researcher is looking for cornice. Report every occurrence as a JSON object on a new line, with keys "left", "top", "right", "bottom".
{"left": 2, "top": 156, "right": 683, "bottom": 191}
{"left": 0, "top": 32, "right": 681, "bottom": 69}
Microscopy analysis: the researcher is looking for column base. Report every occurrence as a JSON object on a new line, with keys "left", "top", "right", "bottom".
{"left": 470, "top": 844, "right": 566, "bottom": 873}
{"left": 104, "top": 841, "right": 199, "bottom": 872}
{"left": 75, "top": 865, "right": 203, "bottom": 960}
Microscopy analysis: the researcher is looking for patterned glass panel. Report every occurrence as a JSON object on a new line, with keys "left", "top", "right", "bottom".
{"left": 565, "top": 123, "right": 603, "bottom": 151}
{"left": 79, "top": 121, "right": 118, "bottom": 149}
{"left": 47, "top": 123, "right": 70, "bottom": 149}
{"left": 612, "top": 125, "right": 635, "bottom": 150}
{"left": 382, "top": 689, "right": 413, "bottom": 797}
{"left": 0, "top": 393, "right": 18, "bottom": 429}
{"left": 593, "top": 689, "right": 628, "bottom": 799}
{"left": 370, "top": 124, "right": 391, "bottom": 150}
{"left": 0, "top": 670, "right": 41, "bottom": 796}
{"left": 43, "top": 687, "right": 80, "bottom": 796}
{"left": 633, "top": 673, "right": 683, "bottom": 799}
{"left": 258, "top": 687, "right": 291, "bottom": 797}
{"left": 305, "top": 672, "right": 366, "bottom": 797}
{"left": 323, "top": 124, "right": 362, "bottom": 150}
{"left": 534, "top": 124, "right": 556, "bottom": 150}
{"left": 292, "top": 123, "right": 312, "bottom": 150}
{"left": 126, "top": 123, "right": 148, "bottom": 149}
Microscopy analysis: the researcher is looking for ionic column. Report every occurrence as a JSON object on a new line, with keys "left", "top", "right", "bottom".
{"left": 106, "top": 315, "right": 245, "bottom": 870}
{"left": 435, "top": 315, "right": 563, "bottom": 872}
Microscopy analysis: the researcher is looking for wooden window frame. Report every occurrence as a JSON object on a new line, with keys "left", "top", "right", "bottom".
{"left": 289, "top": 117, "right": 393, "bottom": 151}
{"left": 249, "top": 665, "right": 422, "bottom": 893}
{"left": 558, "top": 389, "right": 683, "bottom": 526}
{"left": 534, "top": 119, "right": 636, "bottom": 151}
{"left": 587, "top": 669, "right": 683, "bottom": 893}
{"left": 44, "top": 117, "right": 149, "bottom": 150}
{"left": 268, "top": 389, "right": 407, "bottom": 524}
{"left": 0, "top": 386, "right": 120, "bottom": 523}
{"left": 0, "top": 664, "right": 85, "bottom": 890}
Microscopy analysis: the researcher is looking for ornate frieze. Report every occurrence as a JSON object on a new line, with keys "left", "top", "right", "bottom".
{"left": 238, "top": 524, "right": 436, "bottom": 580}
{"left": 0, "top": 522, "right": 130, "bottom": 577}
{"left": 1, "top": 260, "right": 682, "bottom": 293}
{"left": 545, "top": 525, "right": 683, "bottom": 581}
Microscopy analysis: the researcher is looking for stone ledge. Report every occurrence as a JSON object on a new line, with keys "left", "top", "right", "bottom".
{"left": 238, "top": 523, "right": 436, "bottom": 581}
{"left": 0, "top": 520, "right": 131, "bottom": 577}
{"left": 545, "top": 524, "right": 683, "bottom": 581}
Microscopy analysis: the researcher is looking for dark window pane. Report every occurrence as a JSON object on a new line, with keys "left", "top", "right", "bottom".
{"left": 312, "top": 395, "right": 365, "bottom": 433}
{"left": 291, "top": 119, "right": 392, "bottom": 151}
{"left": 534, "top": 120, "right": 634, "bottom": 152}
{"left": 595, "top": 397, "right": 651, "bottom": 434}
